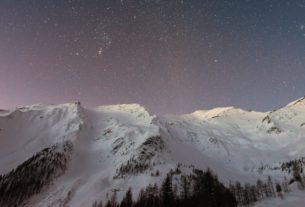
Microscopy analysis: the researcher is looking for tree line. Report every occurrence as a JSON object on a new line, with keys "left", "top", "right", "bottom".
{"left": 93, "top": 168, "right": 237, "bottom": 207}
{"left": 0, "top": 141, "right": 73, "bottom": 207}
{"left": 229, "top": 175, "right": 290, "bottom": 206}
{"left": 95, "top": 163, "right": 305, "bottom": 207}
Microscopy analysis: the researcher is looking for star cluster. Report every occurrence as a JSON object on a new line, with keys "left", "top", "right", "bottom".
{"left": 1, "top": 0, "right": 305, "bottom": 113}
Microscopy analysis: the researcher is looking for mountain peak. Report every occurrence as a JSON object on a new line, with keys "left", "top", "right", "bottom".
{"left": 2, "top": 99, "right": 305, "bottom": 206}
{"left": 191, "top": 106, "right": 238, "bottom": 119}
{"left": 96, "top": 103, "right": 156, "bottom": 124}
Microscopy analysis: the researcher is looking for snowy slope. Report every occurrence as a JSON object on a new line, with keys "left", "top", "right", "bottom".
{"left": 0, "top": 103, "right": 83, "bottom": 175}
{"left": 255, "top": 182, "right": 305, "bottom": 207}
{"left": 1, "top": 98, "right": 305, "bottom": 206}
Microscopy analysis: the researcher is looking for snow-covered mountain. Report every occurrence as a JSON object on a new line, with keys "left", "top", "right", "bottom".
{"left": 1, "top": 97, "right": 305, "bottom": 206}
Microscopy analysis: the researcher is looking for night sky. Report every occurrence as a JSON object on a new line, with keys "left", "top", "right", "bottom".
{"left": 1, "top": 0, "right": 305, "bottom": 114}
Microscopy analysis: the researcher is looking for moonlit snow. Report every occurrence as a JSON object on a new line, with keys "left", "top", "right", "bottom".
{"left": 1, "top": 97, "right": 305, "bottom": 206}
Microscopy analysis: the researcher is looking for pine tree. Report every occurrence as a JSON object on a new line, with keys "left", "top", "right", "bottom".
{"left": 292, "top": 162, "right": 304, "bottom": 189}
{"left": 243, "top": 184, "right": 251, "bottom": 205}
{"left": 228, "top": 183, "right": 237, "bottom": 202}
{"left": 275, "top": 183, "right": 283, "bottom": 199}
{"left": 249, "top": 185, "right": 258, "bottom": 203}
{"left": 256, "top": 179, "right": 264, "bottom": 200}
{"left": 120, "top": 188, "right": 133, "bottom": 207}
{"left": 282, "top": 176, "right": 289, "bottom": 193}
{"left": 152, "top": 184, "right": 160, "bottom": 207}
{"left": 161, "top": 174, "right": 174, "bottom": 207}
{"left": 267, "top": 176, "right": 276, "bottom": 197}
{"left": 235, "top": 181, "right": 243, "bottom": 205}
{"left": 180, "top": 175, "right": 190, "bottom": 203}
{"left": 108, "top": 192, "right": 118, "bottom": 207}
{"left": 135, "top": 189, "right": 145, "bottom": 207}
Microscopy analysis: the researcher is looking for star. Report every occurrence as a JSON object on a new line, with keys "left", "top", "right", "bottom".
{"left": 98, "top": 48, "right": 103, "bottom": 56}
{"left": 1, "top": 0, "right": 304, "bottom": 114}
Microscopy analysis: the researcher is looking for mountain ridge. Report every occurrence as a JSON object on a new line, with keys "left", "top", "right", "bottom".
{"left": 1, "top": 97, "right": 305, "bottom": 206}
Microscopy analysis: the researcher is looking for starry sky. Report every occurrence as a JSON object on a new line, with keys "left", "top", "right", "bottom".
{"left": 1, "top": 0, "right": 305, "bottom": 114}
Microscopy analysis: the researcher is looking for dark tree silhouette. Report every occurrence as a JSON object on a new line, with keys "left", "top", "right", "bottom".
{"left": 95, "top": 168, "right": 237, "bottom": 207}
{"left": 0, "top": 141, "right": 73, "bottom": 207}
{"left": 161, "top": 174, "right": 174, "bottom": 207}
{"left": 120, "top": 188, "right": 133, "bottom": 207}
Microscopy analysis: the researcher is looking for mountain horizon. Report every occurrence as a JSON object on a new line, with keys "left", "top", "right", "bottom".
{"left": 1, "top": 96, "right": 305, "bottom": 206}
